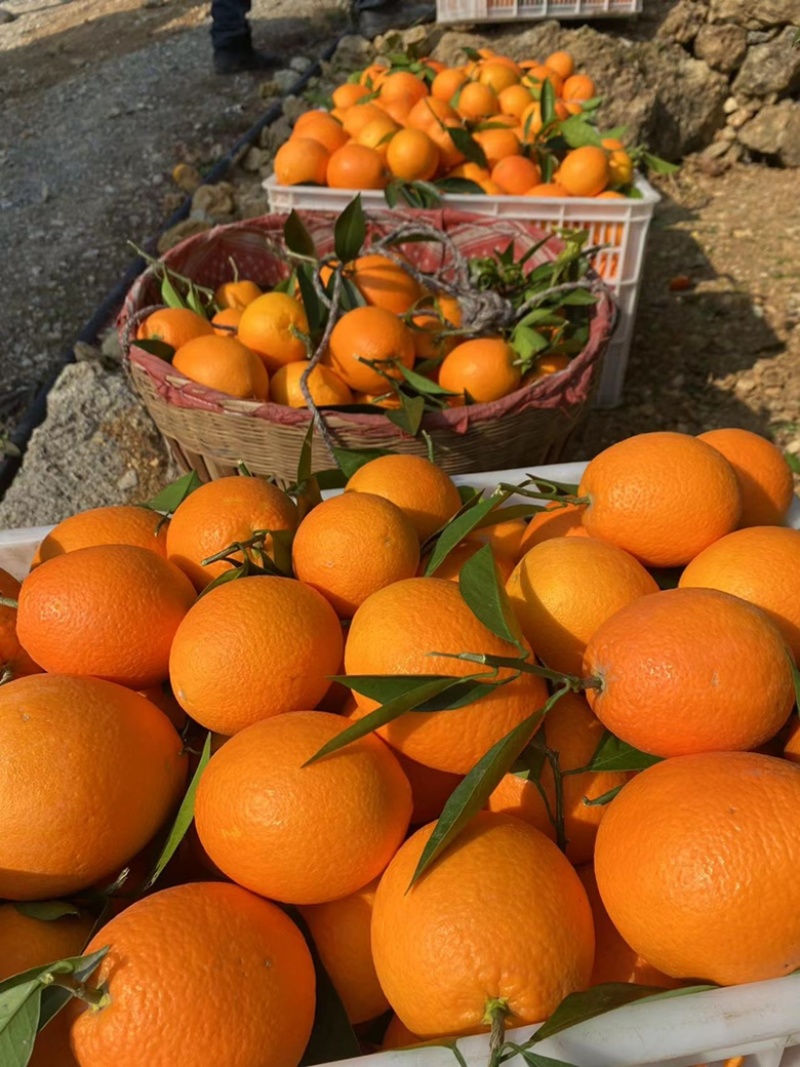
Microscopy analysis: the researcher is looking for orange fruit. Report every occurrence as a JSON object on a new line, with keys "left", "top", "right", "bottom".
{"left": 679, "top": 526, "right": 800, "bottom": 659}
{"left": 292, "top": 492, "right": 420, "bottom": 618}
{"left": 165, "top": 475, "right": 298, "bottom": 590}
{"left": 473, "top": 127, "right": 520, "bottom": 169}
{"left": 237, "top": 291, "right": 309, "bottom": 373}
{"left": 324, "top": 305, "right": 415, "bottom": 393}
{"left": 195, "top": 710, "right": 411, "bottom": 903}
{"left": 386, "top": 127, "right": 440, "bottom": 182}
{"left": 498, "top": 83, "right": 533, "bottom": 120}
{"left": 359, "top": 62, "right": 389, "bottom": 90}
{"left": 522, "top": 64, "right": 564, "bottom": 96}
{"left": 172, "top": 334, "right": 270, "bottom": 400}
{"left": 519, "top": 101, "right": 543, "bottom": 140}
{"left": 478, "top": 60, "right": 520, "bottom": 93}
{"left": 18, "top": 545, "right": 195, "bottom": 688}
{"left": 526, "top": 353, "right": 571, "bottom": 380}
{"left": 0, "top": 904, "right": 95, "bottom": 1067}
{"left": 525, "top": 182, "right": 569, "bottom": 197}
{"left": 0, "top": 567, "right": 42, "bottom": 682}
{"left": 169, "top": 576, "right": 343, "bottom": 734}
{"left": 382, "top": 1016, "right": 424, "bottom": 1049}
{"left": 333, "top": 82, "right": 371, "bottom": 109}
{"left": 431, "top": 66, "right": 468, "bottom": 103}
{"left": 344, "top": 578, "right": 547, "bottom": 773}
{"left": 270, "top": 360, "right": 353, "bottom": 407}
{"left": 425, "top": 540, "right": 514, "bottom": 585}
{"left": 491, "top": 154, "right": 541, "bottom": 194}
{"left": 517, "top": 501, "right": 589, "bottom": 555}
{"left": 557, "top": 145, "right": 610, "bottom": 197}
{"left": 70, "top": 882, "right": 316, "bottom": 1067}
{"left": 447, "top": 161, "right": 491, "bottom": 183}
{"left": 32, "top": 504, "right": 167, "bottom": 565}
{"left": 583, "top": 587, "right": 795, "bottom": 757}
{"left": 545, "top": 50, "right": 575, "bottom": 79}
{"left": 214, "top": 279, "right": 262, "bottom": 310}
{"left": 488, "top": 692, "right": 630, "bottom": 864}
{"left": 425, "top": 119, "right": 467, "bottom": 169}
{"left": 439, "top": 337, "right": 521, "bottom": 403}
{"left": 371, "top": 811, "right": 594, "bottom": 1037}
{"left": 576, "top": 864, "right": 681, "bottom": 989}
{"left": 379, "top": 70, "right": 428, "bottom": 106}
{"left": 136, "top": 306, "right": 213, "bottom": 349}
{"left": 345, "top": 454, "right": 462, "bottom": 542}
{"left": 563, "top": 74, "right": 596, "bottom": 101}
{"left": 602, "top": 137, "right": 634, "bottom": 188}
{"left": 0, "top": 674, "right": 185, "bottom": 900}
{"left": 455, "top": 81, "right": 499, "bottom": 121}
{"left": 211, "top": 306, "right": 243, "bottom": 335}
{"left": 466, "top": 513, "right": 526, "bottom": 559}
{"left": 409, "top": 309, "right": 453, "bottom": 360}
{"left": 356, "top": 115, "right": 399, "bottom": 156}
{"left": 578, "top": 431, "right": 742, "bottom": 567}
{"left": 352, "top": 389, "right": 402, "bottom": 409}
{"left": 299, "top": 877, "right": 389, "bottom": 1024}
{"left": 290, "top": 113, "right": 349, "bottom": 155}
{"left": 697, "top": 427, "right": 795, "bottom": 527}
{"left": 406, "top": 95, "right": 459, "bottom": 131}
{"left": 507, "top": 536, "right": 658, "bottom": 676}
{"left": 391, "top": 750, "right": 463, "bottom": 825}
{"left": 347, "top": 253, "right": 423, "bottom": 315}
{"left": 327, "top": 143, "right": 388, "bottom": 190}
{"left": 273, "top": 137, "right": 330, "bottom": 186}
{"left": 342, "top": 102, "right": 390, "bottom": 138}
{"left": 595, "top": 751, "right": 800, "bottom": 985}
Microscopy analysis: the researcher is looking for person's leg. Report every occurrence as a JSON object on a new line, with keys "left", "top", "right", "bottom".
{"left": 211, "top": 0, "right": 281, "bottom": 74}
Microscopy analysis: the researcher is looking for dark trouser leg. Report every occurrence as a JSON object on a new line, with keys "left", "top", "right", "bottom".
{"left": 210, "top": 0, "right": 252, "bottom": 52}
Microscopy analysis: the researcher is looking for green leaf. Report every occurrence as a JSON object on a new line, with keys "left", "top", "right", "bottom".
{"left": 294, "top": 911, "right": 360, "bottom": 1066}
{"left": 142, "top": 733, "right": 211, "bottom": 892}
{"left": 12, "top": 903, "right": 78, "bottom": 922}
{"left": 558, "top": 288, "right": 597, "bottom": 306}
{"left": 518, "top": 1052, "right": 580, "bottom": 1067}
{"left": 36, "top": 947, "right": 110, "bottom": 1036}
{"left": 392, "top": 180, "right": 444, "bottom": 210}
{"left": 434, "top": 178, "right": 485, "bottom": 196}
{"left": 331, "top": 447, "right": 394, "bottom": 480}
{"left": 791, "top": 657, "right": 800, "bottom": 711}
{"left": 333, "top": 195, "right": 366, "bottom": 265}
{"left": 197, "top": 563, "right": 248, "bottom": 598}
{"left": 458, "top": 544, "right": 521, "bottom": 648}
{"left": 134, "top": 338, "right": 175, "bottom": 361}
{"left": 785, "top": 451, "right": 800, "bottom": 475}
{"left": 160, "top": 273, "right": 184, "bottom": 309}
{"left": 540, "top": 79, "right": 557, "bottom": 126}
{"left": 186, "top": 284, "right": 208, "bottom": 320}
{"left": 446, "top": 127, "right": 488, "bottom": 169}
{"left": 338, "top": 275, "right": 368, "bottom": 311}
{"left": 305, "top": 674, "right": 494, "bottom": 765}
{"left": 641, "top": 151, "right": 679, "bottom": 175}
{"left": 284, "top": 210, "right": 317, "bottom": 259}
{"left": 296, "top": 265, "right": 326, "bottom": 337}
{"left": 409, "top": 696, "right": 556, "bottom": 886}
{"left": 341, "top": 673, "right": 506, "bottom": 713}
{"left": 397, "top": 364, "right": 458, "bottom": 397}
{"left": 582, "top": 731, "right": 662, "bottom": 773}
{"left": 385, "top": 394, "right": 426, "bottom": 436}
{"left": 511, "top": 326, "right": 549, "bottom": 362}
{"left": 0, "top": 984, "right": 39, "bottom": 1067}
{"left": 558, "top": 116, "right": 603, "bottom": 149}
{"left": 581, "top": 784, "right": 625, "bottom": 807}
{"left": 530, "top": 983, "right": 712, "bottom": 1045}
{"left": 425, "top": 495, "right": 505, "bottom": 576}
{"left": 146, "top": 471, "right": 201, "bottom": 515}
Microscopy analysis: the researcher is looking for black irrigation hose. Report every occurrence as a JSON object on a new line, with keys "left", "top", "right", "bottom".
{"left": 0, "top": 31, "right": 346, "bottom": 501}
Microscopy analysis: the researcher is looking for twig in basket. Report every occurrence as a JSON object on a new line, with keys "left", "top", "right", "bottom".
{"left": 299, "top": 267, "right": 343, "bottom": 464}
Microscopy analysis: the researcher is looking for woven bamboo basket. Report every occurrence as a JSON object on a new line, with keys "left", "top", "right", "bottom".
{"left": 119, "top": 209, "right": 615, "bottom": 482}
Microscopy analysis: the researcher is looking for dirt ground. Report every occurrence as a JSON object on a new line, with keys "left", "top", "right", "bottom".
{"left": 1, "top": 0, "right": 799, "bottom": 504}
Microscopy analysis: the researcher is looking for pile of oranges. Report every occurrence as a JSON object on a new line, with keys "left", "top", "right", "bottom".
{"left": 2, "top": 426, "right": 800, "bottom": 1066}
{"left": 274, "top": 47, "right": 634, "bottom": 199}
{"left": 135, "top": 226, "right": 589, "bottom": 408}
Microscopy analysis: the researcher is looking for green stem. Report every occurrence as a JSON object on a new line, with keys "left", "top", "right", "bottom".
{"left": 484, "top": 999, "right": 510, "bottom": 1067}
{"left": 47, "top": 976, "right": 110, "bottom": 1012}
{"left": 0, "top": 596, "right": 18, "bottom": 610}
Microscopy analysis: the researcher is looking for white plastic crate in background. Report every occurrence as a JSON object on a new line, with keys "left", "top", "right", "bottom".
{"left": 263, "top": 175, "right": 660, "bottom": 408}
{"left": 436, "top": 0, "right": 642, "bottom": 23}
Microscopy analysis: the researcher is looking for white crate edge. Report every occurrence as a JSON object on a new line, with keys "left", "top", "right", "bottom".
{"left": 436, "top": 0, "right": 642, "bottom": 23}
{"left": 3, "top": 462, "right": 800, "bottom": 1066}
{"left": 262, "top": 175, "right": 660, "bottom": 409}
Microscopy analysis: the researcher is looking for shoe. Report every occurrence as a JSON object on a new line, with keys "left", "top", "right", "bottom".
{"left": 214, "top": 46, "right": 282, "bottom": 75}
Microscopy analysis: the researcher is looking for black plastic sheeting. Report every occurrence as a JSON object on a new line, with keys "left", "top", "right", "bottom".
{"left": 0, "top": 33, "right": 344, "bottom": 500}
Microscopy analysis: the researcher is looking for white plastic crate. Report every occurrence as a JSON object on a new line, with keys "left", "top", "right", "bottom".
{"left": 263, "top": 175, "right": 660, "bottom": 408}
{"left": 436, "top": 0, "right": 641, "bottom": 23}
{"left": 3, "top": 464, "right": 800, "bottom": 1064}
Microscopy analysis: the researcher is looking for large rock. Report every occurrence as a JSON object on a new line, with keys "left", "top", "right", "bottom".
{"left": 732, "top": 26, "right": 800, "bottom": 98}
{"left": 738, "top": 100, "right": 800, "bottom": 165}
{"left": 640, "top": 48, "right": 729, "bottom": 160}
{"left": 709, "top": 0, "right": 800, "bottom": 27}
{"left": 432, "top": 29, "right": 498, "bottom": 67}
{"left": 656, "top": 0, "right": 708, "bottom": 45}
{"left": 693, "top": 23, "right": 748, "bottom": 71}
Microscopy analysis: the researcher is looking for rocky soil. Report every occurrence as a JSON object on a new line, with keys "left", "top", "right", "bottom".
{"left": 0, "top": 0, "right": 798, "bottom": 526}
